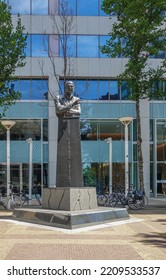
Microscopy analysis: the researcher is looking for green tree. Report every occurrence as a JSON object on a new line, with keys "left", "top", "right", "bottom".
{"left": 101, "top": 0, "right": 166, "bottom": 190}
{"left": 0, "top": 1, "right": 27, "bottom": 117}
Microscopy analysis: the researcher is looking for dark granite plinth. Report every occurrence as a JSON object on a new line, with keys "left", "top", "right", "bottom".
{"left": 57, "top": 117, "right": 83, "bottom": 188}
{"left": 12, "top": 207, "right": 129, "bottom": 230}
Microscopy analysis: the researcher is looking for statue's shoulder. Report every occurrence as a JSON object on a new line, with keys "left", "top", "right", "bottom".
{"left": 54, "top": 95, "right": 64, "bottom": 103}
{"left": 73, "top": 96, "right": 80, "bottom": 102}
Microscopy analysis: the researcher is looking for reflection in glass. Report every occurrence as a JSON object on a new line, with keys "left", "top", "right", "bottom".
{"left": 153, "top": 80, "right": 165, "bottom": 100}
{"left": 82, "top": 162, "right": 125, "bottom": 193}
{"left": 60, "top": 79, "right": 136, "bottom": 101}
{"left": 157, "top": 163, "right": 166, "bottom": 194}
{"left": 77, "top": 0, "right": 98, "bottom": 16}
{"left": 0, "top": 120, "right": 41, "bottom": 141}
{"left": 59, "top": 0, "right": 76, "bottom": 15}
{"left": 110, "top": 80, "right": 120, "bottom": 100}
{"left": 8, "top": 79, "right": 48, "bottom": 100}
{"left": 32, "top": 0, "right": 48, "bottom": 14}
{"left": 43, "top": 119, "right": 48, "bottom": 141}
{"left": 99, "top": 81, "right": 109, "bottom": 100}
{"left": 100, "top": 36, "right": 109, "bottom": 58}
{"left": 24, "top": 35, "right": 30, "bottom": 57}
{"left": 74, "top": 80, "right": 87, "bottom": 100}
{"left": 80, "top": 120, "right": 97, "bottom": 140}
{"left": 80, "top": 120, "right": 126, "bottom": 141}
{"left": 99, "top": 0, "right": 108, "bottom": 16}
{"left": 99, "top": 121, "right": 124, "bottom": 140}
{"left": 32, "top": 80, "right": 48, "bottom": 100}
{"left": 77, "top": 36, "right": 98, "bottom": 58}
{"left": 87, "top": 81, "right": 98, "bottom": 100}
{"left": 121, "top": 81, "right": 131, "bottom": 100}
{"left": 9, "top": 0, "right": 30, "bottom": 14}
{"left": 59, "top": 35, "right": 76, "bottom": 57}
{"left": 157, "top": 120, "right": 166, "bottom": 161}
{"left": 32, "top": 35, "right": 48, "bottom": 57}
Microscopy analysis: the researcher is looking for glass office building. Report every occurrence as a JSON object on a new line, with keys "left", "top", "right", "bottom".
{"left": 0, "top": 0, "right": 166, "bottom": 197}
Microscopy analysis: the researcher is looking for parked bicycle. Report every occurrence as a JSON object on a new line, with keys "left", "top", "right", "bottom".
{"left": 97, "top": 186, "right": 148, "bottom": 210}
{"left": 0, "top": 185, "right": 22, "bottom": 210}
{"left": 97, "top": 192, "right": 117, "bottom": 207}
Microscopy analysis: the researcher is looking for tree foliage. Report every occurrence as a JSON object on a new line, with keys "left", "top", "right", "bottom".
{"left": 0, "top": 1, "right": 27, "bottom": 117}
{"left": 101, "top": 0, "right": 166, "bottom": 190}
{"left": 101, "top": 0, "right": 166, "bottom": 100}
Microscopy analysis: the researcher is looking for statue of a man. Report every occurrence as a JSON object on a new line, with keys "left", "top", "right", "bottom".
{"left": 54, "top": 81, "right": 81, "bottom": 118}
{"left": 54, "top": 81, "right": 83, "bottom": 188}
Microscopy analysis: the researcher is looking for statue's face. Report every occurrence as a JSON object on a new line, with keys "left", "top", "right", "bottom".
{"left": 65, "top": 82, "right": 74, "bottom": 98}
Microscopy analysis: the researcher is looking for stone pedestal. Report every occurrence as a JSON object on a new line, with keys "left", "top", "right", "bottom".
{"left": 56, "top": 117, "right": 83, "bottom": 188}
{"left": 13, "top": 207, "right": 129, "bottom": 230}
{"left": 42, "top": 187, "right": 97, "bottom": 211}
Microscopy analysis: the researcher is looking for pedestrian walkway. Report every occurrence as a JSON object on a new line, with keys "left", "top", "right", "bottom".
{"left": 0, "top": 198, "right": 165, "bottom": 260}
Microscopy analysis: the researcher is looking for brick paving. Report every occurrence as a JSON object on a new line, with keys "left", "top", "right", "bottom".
{"left": 0, "top": 198, "right": 165, "bottom": 260}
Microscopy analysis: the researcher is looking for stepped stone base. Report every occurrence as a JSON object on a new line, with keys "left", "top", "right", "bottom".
{"left": 42, "top": 187, "right": 98, "bottom": 211}
{"left": 12, "top": 187, "right": 129, "bottom": 230}
{"left": 12, "top": 207, "right": 129, "bottom": 230}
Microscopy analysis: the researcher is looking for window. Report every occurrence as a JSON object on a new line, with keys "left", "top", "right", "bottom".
{"left": 9, "top": 79, "right": 48, "bottom": 100}
{"left": 74, "top": 80, "right": 87, "bottom": 99}
{"left": 59, "top": 0, "right": 76, "bottom": 15}
{"left": 100, "top": 36, "right": 109, "bottom": 58}
{"left": 59, "top": 35, "right": 76, "bottom": 57}
{"left": 9, "top": 0, "right": 30, "bottom": 14}
{"left": 80, "top": 119, "right": 126, "bottom": 141}
{"left": 152, "top": 80, "right": 166, "bottom": 100}
{"left": 32, "top": 80, "right": 48, "bottom": 100}
{"left": 43, "top": 119, "right": 48, "bottom": 141}
{"left": 32, "top": 35, "right": 48, "bottom": 57}
{"left": 99, "top": 0, "right": 108, "bottom": 16}
{"left": 0, "top": 120, "right": 42, "bottom": 141}
{"left": 60, "top": 79, "right": 133, "bottom": 100}
{"left": 87, "top": 81, "right": 98, "bottom": 100}
{"left": 32, "top": 0, "right": 48, "bottom": 14}
{"left": 9, "top": 0, "right": 48, "bottom": 14}
{"left": 99, "top": 81, "right": 109, "bottom": 100}
{"left": 25, "top": 35, "right": 48, "bottom": 57}
{"left": 77, "top": 36, "right": 98, "bottom": 57}
{"left": 121, "top": 81, "right": 131, "bottom": 100}
{"left": 110, "top": 81, "right": 120, "bottom": 100}
{"left": 77, "top": 0, "right": 98, "bottom": 16}
{"left": 24, "top": 35, "right": 31, "bottom": 57}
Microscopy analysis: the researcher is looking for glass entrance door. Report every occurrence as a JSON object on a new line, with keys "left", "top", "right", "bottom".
{"left": 156, "top": 120, "right": 166, "bottom": 196}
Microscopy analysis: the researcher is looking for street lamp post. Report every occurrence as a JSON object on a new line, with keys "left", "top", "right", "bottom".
{"left": 119, "top": 117, "right": 133, "bottom": 196}
{"left": 106, "top": 137, "right": 113, "bottom": 195}
{"left": 1, "top": 120, "right": 16, "bottom": 209}
{"left": 26, "top": 138, "right": 33, "bottom": 205}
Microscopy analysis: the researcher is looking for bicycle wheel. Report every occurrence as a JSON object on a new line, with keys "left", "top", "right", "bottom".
{"left": 119, "top": 193, "right": 127, "bottom": 207}
{"left": 11, "top": 195, "right": 22, "bottom": 208}
{"left": 1, "top": 198, "right": 8, "bottom": 209}
{"left": 128, "top": 197, "right": 142, "bottom": 210}
{"left": 141, "top": 195, "right": 148, "bottom": 208}
{"left": 109, "top": 193, "right": 117, "bottom": 207}
{"left": 97, "top": 194, "right": 107, "bottom": 206}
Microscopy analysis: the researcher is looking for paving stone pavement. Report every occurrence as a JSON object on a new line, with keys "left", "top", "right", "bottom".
{"left": 0, "top": 198, "right": 165, "bottom": 260}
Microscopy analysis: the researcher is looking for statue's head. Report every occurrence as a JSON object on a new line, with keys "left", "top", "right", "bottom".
{"left": 65, "top": 81, "right": 74, "bottom": 98}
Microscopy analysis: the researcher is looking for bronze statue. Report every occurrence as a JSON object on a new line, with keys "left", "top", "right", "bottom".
{"left": 54, "top": 81, "right": 81, "bottom": 118}
{"left": 54, "top": 81, "right": 83, "bottom": 188}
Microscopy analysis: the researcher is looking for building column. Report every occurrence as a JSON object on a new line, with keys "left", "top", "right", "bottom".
{"left": 48, "top": 76, "right": 58, "bottom": 188}
{"left": 140, "top": 98, "right": 150, "bottom": 197}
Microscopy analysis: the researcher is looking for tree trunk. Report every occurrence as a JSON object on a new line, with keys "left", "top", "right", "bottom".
{"left": 136, "top": 98, "right": 144, "bottom": 190}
